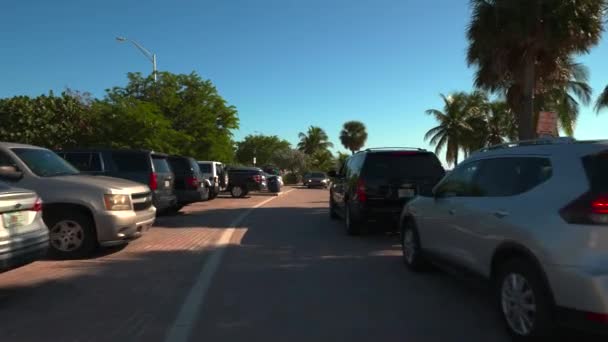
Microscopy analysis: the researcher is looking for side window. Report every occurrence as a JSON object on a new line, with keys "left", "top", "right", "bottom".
{"left": 434, "top": 161, "right": 481, "bottom": 197}
{"left": 63, "top": 153, "right": 94, "bottom": 171}
{"left": 0, "top": 151, "right": 16, "bottom": 167}
{"left": 474, "top": 157, "right": 552, "bottom": 197}
{"left": 90, "top": 153, "right": 102, "bottom": 171}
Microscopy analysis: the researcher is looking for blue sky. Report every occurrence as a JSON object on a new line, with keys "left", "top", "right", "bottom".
{"left": 1, "top": 0, "right": 607, "bottom": 163}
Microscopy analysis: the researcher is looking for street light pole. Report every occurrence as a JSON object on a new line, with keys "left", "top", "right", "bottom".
{"left": 116, "top": 36, "right": 157, "bottom": 82}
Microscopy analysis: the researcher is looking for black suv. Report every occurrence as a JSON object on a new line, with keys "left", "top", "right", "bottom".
{"left": 167, "top": 155, "right": 210, "bottom": 210}
{"left": 57, "top": 149, "right": 177, "bottom": 214}
{"left": 328, "top": 148, "right": 445, "bottom": 235}
{"left": 226, "top": 167, "right": 267, "bottom": 198}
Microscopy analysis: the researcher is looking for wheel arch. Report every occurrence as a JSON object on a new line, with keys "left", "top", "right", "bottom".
{"left": 42, "top": 202, "right": 98, "bottom": 235}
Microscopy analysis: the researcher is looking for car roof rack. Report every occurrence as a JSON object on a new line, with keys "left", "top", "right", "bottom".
{"left": 362, "top": 147, "right": 427, "bottom": 153}
{"left": 474, "top": 137, "right": 576, "bottom": 154}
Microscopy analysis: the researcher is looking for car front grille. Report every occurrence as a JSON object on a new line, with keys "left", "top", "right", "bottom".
{"left": 132, "top": 192, "right": 153, "bottom": 211}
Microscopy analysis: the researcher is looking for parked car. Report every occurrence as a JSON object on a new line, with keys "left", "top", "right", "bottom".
{"left": 226, "top": 167, "right": 267, "bottom": 198}
{"left": 328, "top": 147, "right": 445, "bottom": 235}
{"left": 400, "top": 138, "right": 608, "bottom": 339}
{"left": 56, "top": 149, "right": 177, "bottom": 214}
{"left": 303, "top": 172, "right": 329, "bottom": 188}
{"left": 0, "top": 143, "right": 155, "bottom": 258}
{"left": 0, "top": 182, "right": 49, "bottom": 273}
{"left": 198, "top": 161, "right": 228, "bottom": 199}
{"left": 167, "top": 155, "right": 210, "bottom": 211}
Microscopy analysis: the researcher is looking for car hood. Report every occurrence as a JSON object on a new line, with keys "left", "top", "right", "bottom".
{"left": 51, "top": 175, "right": 150, "bottom": 194}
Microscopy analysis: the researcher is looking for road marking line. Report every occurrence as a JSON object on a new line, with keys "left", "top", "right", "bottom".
{"left": 164, "top": 188, "right": 295, "bottom": 342}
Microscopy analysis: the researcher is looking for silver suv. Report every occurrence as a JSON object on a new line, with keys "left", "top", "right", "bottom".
{"left": 0, "top": 143, "right": 156, "bottom": 258}
{"left": 400, "top": 138, "right": 608, "bottom": 339}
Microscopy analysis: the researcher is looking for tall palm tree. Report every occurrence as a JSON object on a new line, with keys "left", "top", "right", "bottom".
{"left": 339, "top": 121, "right": 368, "bottom": 154}
{"left": 424, "top": 93, "right": 473, "bottom": 166}
{"left": 596, "top": 86, "right": 608, "bottom": 113}
{"left": 535, "top": 61, "right": 592, "bottom": 136}
{"left": 297, "top": 126, "right": 333, "bottom": 155}
{"left": 467, "top": 0, "right": 605, "bottom": 140}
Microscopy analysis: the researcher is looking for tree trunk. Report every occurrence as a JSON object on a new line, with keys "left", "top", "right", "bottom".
{"left": 518, "top": 56, "right": 536, "bottom": 141}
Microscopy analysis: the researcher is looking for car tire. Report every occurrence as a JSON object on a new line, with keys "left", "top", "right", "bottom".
{"left": 44, "top": 210, "right": 98, "bottom": 259}
{"left": 400, "top": 221, "right": 428, "bottom": 271}
{"left": 495, "top": 258, "right": 555, "bottom": 340}
{"left": 231, "top": 185, "right": 246, "bottom": 198}
{"left": 345, "top": 203, "right": 361, "bottom": 235}
{"left": 165, "top": 204, "right": 184, "bottom": 216}
{"left": 329, "top": 196, "right": 339, "bottom": 220}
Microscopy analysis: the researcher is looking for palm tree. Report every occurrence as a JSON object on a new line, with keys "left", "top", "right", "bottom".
{"left": 297, "top": 126, "right": 333, "bottom": 155}
{"left": 535, "top": 61, "right": 592, "bottom": 136}
{"left": 596, "top": 86, "right": 608, "bottom": 113}
{"left": 424, "top": 93, "right": 473, "bottom": 166}
{"left": 339, "top": 121, "right": 368, "bottom": 154}
{"left": 467, "top": 0, "right": 605, "bottom": 140}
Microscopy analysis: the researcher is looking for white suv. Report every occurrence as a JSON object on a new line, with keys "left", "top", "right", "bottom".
{"left": 400, "top": 138, "right": 608, "bottom": 339}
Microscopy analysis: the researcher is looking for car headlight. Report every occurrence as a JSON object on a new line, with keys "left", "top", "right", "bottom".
{"left": 104, "top": 194, "right": 132, "bottom": 211}
{"left": 321, "top": 179, "right": 327, "bottom": 183}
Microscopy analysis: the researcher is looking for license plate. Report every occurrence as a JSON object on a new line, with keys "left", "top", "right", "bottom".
{"left": 398, "top": 188, "right": 415, "bottom": 198}
{"left": 2, "top": 211, "right": 28, "bottom": 229}
{"left": 165, "top": 180, "right": 170, "bottom": 188}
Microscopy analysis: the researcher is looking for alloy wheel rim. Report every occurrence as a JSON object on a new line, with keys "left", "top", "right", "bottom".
{"left": 501, "top": 273, "right": 537, "bottom": 336}
{"left": 50, "top": 220, "right": 84, "bottom": 252}
{"left": 402, "top": 229, "right": 415, "bottom": 263}
{"left": 233, "top": 186, "right": 242, "bottom": 197}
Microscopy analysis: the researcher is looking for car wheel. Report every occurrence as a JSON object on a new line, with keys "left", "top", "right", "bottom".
{"left": 231, "top": 186, "right": 245, "bottom": 198}
{"left": 329, "top": 196, "right": 339, "bottom": 220}
{"left": 165, "top": 204, "right": 184, "bottom": 216}
{"left": 400, "top": 221, "right": 427, "bottom": 271}
{"left": 45, "top": 211, "right": 97, "bottom": 259}
{"left": 345, "top": 203, "right": 360, "bottom": 235}
{"left": 495, "top": 259, "right": 555, "bottom": 340}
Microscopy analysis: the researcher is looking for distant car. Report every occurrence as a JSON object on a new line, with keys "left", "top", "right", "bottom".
{"left": 226, "top": 167, "right": 267, "bottom": 198}
{"left": 329, "top": 147, "right": 445, "bottom": 235}
{"left": 198, "top": 161, "right": 228, "bottom": 199}
{"left": 400, "top": 138, "right": 608, "bottom": 339}
{"left": 0, "top": 142, "right": 155, "bottom": 258}
{"left": 167, "top": 155, "right": 210, "bottom": 211}
{"left": 0, "top": 182, "right": 49, "bottom": 273}
{"left": 56, "top": 149, "right": 177, "bottom": 214}
{"left": 303, "top": 172, "right": 329, "bottom": 188}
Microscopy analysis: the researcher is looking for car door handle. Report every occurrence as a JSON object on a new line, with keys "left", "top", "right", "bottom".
{"left": 449, "top": 209, "right": 456, "bottom": 215}
{"left": 493, "top": 210, "right": 510, "bottom": 218}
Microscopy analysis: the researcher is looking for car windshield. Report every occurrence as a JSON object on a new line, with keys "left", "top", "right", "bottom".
{"left": 311, "top": 172, "right": 326, "bottom": 178}
{"left": 363, "top": 153, "right": 445, "bottom": 180}
{"left": 12, "top": 148, "right": 80, "bottom": 177}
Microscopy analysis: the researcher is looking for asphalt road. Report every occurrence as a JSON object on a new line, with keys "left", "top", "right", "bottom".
{"left": 0, "top": 187, "right": 603, "bottom": 341}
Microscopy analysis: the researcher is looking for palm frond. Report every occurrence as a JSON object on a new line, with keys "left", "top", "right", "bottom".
{"left": 595, "top": 85, "right": 608, "bottom": 114}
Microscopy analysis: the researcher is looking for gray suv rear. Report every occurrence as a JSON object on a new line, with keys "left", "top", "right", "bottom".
{"left": 0, "top": 143, "right": 155, "bottom": 258}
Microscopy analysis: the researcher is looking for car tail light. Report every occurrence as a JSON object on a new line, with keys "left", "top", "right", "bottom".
{"left": 560, "top": 192, "right": 608, "bottom": 225}
{"left": 356, "top": 179, "right": 367, "bottom": 202}
{"left": 149, "top": 173, "right": 158, "bottom": 191}
{"left": 31, "top": 197, "right": 43, "bottom": 212}
{"left": 186, "top": 176, "right": 199, "bottom": 188}
{"left": 253, "top": 175, "right": 262, "bottom": 183}
{"left": 586, "top": 312, "right": 608, "bottom": 323}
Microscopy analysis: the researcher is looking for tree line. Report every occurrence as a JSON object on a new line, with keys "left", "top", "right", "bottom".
{"left": 427, "top": 0, "right": 608, "bottom": 166}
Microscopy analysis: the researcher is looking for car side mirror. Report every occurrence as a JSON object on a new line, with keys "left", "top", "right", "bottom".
{"left": 327, "top": 170, "right": 337, "bottom": 178}
{"left": 0, "top": 165, "right": 23, "bottom": 181}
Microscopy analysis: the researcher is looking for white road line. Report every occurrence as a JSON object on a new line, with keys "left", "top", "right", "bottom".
{"left": 164, "top": 188, "right": 295, "bottom": 342}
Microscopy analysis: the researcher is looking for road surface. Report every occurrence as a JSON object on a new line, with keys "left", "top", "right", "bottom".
{"left": 0, "top": 187, "right": 600, "bottom": 341}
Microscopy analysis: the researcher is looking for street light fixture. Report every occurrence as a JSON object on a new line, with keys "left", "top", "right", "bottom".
{"left": 116, "top": 36, "right": 157, "bottom": 82}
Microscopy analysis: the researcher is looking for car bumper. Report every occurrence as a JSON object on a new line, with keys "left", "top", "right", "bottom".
{"left": 153, "top": 193, "right": 177, "bottom": 212}
{"left": 0, "top": 229, "right": 49, "bottom": 273}
{"left": 95, "top": 206, "right": 156, "bottom": 246}
{"left": 307, "top": 181, "right": 328, "bottom": 187}
{"left": 546, "top": 264, "right": 608, "bottom": 333}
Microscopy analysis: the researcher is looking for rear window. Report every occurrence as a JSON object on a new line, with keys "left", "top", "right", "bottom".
{"left": 168, "top": 157, "right": 191, "bottom": 174}
{"left": 110, "top": 152, "right": 149, "bottom": 172}
{"left": 198, "top": 163, "right": 212, "bottom": 173}
{"left": 362, "top": 152, "right": 444, "bottom": 180}
{"left": 152, "top": 156, "right": 171, "bottom": 173}
{"left": 583, "top": 152, "right": 608, "bottom": 192}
